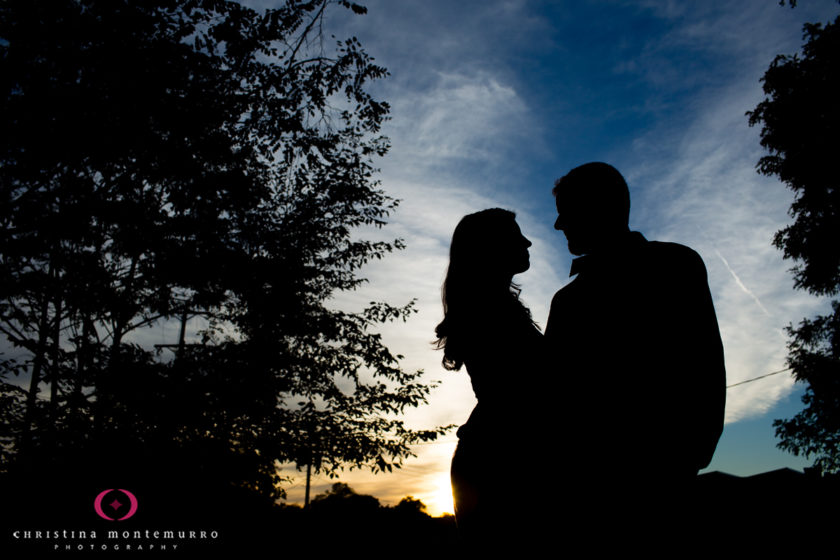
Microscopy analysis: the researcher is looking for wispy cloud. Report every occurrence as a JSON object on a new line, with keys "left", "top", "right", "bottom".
{"left": 714, "top": 248, "right": 771, "bottom": 317}
{"left": 387, "top": 72, "right": 529, "bottom": 163}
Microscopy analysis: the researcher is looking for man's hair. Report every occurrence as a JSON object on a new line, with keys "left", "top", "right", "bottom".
{"left": 552, "top": 162, "right": 630, "bottom": 225}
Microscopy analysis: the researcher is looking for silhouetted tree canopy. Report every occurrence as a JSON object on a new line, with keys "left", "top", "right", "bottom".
{"left": 0, "top": 0, "right": 449, "bottom": 503}
{"left": 286, "top": 483, "right": 456, "bottom": 552}
{"left": 311, "top": 481, "right": 381, "bottom": 513}
{"left": 748, "top": 10, "right": 840, "bottom": 474}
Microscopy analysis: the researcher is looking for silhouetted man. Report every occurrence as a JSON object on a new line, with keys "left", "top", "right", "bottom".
{"left": 544, "top": 162, "right": 725, "bottom": 528}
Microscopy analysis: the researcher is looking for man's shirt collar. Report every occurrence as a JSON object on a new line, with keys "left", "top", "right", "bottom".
{"left": 569, "top": 231, "right": 647, "bottom": 277}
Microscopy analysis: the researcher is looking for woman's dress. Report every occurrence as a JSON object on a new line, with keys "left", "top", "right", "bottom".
{"left": 449, "top": 296, "right": 545, "bottom": 541}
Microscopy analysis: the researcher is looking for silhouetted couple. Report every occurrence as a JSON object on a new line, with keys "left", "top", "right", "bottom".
{"left": 436, "top": 162, "right": 726, "bottom": 547}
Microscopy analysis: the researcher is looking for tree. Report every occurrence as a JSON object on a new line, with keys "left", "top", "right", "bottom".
{"left": 0, "top": 0, "right": 449, "bottom": 502}
{"left": 311, "top": 481, "right": 382, "bottom": 512}
{"left": 392, "top": 495, "right": 431, "bottom": 518}
{"left": 747, "top": 8, "right": 840, "bottom": 474}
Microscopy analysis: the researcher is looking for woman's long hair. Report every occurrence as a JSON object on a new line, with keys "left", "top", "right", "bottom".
{"left": 434, "top": 208, "right": 535, "bottom": 371}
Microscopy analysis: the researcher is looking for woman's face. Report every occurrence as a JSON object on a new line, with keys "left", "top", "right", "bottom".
{"left": 499, "top": 219, "right": 532, "bottom": 276}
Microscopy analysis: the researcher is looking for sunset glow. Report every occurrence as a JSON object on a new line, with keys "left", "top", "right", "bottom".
{"left": 428, "top": 468, "right": 455, "bottom": 518}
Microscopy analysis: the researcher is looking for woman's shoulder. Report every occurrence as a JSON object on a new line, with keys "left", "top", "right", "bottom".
{"left": 465, "top": 297, "right": 539, "bottom": 333}
{"left": 463, "top": 310, "right": 543, "bottom": 361}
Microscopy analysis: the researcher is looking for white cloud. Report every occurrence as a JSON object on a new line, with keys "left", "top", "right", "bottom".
{"left": 714, "top": 249, "right": 772, "bottom": 318}
{"left": 380, "top": 71, "right": 531, "bottom": 178}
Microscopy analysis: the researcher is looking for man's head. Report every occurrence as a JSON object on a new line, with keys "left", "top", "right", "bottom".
{"left": 552, "top": 162, "right": 630, "bottom": 256}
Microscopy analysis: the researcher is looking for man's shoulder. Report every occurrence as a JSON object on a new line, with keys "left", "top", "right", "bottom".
{"left": 642, "top": 239, "right": 708, "bottom": 277}
{"left": 549, "top": 276, "right": 582, "bottom": 308}
{"left": 643, "top": 237, "right": 697, "bottom": 256}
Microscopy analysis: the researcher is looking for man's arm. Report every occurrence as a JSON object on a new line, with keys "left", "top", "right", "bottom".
{"left": 671, "top": 246, "right": 726, "bottom": 471}
{"left": 650, "top": 243, "right": 726, "bottom": 472}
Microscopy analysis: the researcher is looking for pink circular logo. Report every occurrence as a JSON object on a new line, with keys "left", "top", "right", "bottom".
{"left": 93, "top": 489, "right": 139, "bottom": 521}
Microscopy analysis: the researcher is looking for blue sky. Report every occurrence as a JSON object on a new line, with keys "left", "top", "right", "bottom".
{"left": 250, "top": 0, "right": 840, "bottom": 515}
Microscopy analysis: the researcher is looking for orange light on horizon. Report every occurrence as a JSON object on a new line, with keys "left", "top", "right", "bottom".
{"left": 426, "top": 470, "right": 455, "bottom": 517}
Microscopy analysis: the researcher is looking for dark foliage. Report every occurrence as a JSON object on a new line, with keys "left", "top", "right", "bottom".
{"left": 298, "top": 483, "right": 457, "bottom": 552}
{"left": 747, "top": 10, "right": 840, "bottom": 474}
{"left": 0, "top": 0, "right": 449, "bottom": 509}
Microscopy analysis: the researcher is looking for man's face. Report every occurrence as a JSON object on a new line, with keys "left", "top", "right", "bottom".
{"left": 554, "top": 187, "right": 599, "bottom": 256}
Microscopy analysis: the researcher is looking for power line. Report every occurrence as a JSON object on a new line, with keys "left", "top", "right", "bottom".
{"left": 415, "top": 369, "right": 796, "bottom": 447}
{"left": 726, "top": 367, "right": 791, "bottom": 389}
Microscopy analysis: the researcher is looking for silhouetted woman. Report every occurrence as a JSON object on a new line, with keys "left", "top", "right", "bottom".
{"left": 435, "top": 208, "right": 544, "bottom": 544}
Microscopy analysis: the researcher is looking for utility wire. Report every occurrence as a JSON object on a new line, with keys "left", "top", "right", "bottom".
{"left": 406, "top": 369, "right": 797, "bottom": 447}
{"left": 726, "top": 367, "right": 791, "bottom": 388}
